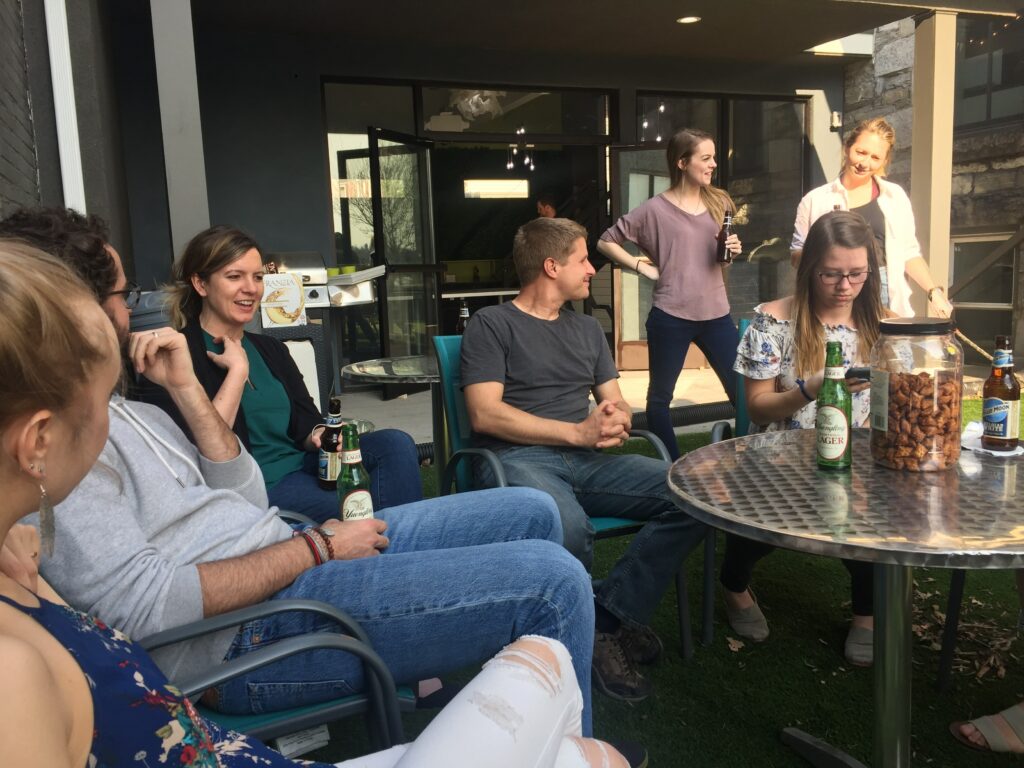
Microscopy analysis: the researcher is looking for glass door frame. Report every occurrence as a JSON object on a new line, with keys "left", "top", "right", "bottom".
{"left": 368, "top": 126, "right": 443, "bottom": 397}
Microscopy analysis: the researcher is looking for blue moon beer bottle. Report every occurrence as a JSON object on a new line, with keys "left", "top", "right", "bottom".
{"left": 982, "top": 335, "right": 1020, "bottom": 451}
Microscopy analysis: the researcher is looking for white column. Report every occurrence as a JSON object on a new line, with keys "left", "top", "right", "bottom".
{"left": 43, "top": 0, "right": 85, "bottom": 212}
{"left": 910, "top": 10, "right": 957, "bottom": 316}
{"left": 150, "top": 0, "right": 210, "bottom": 256}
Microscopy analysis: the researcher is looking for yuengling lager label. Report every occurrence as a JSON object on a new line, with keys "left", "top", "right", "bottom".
{"left": 816, "top": 341, "right": 853, "bottom": 470}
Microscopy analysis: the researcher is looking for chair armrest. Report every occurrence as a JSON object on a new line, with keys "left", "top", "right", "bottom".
{"left": 176, "top": 632, "right": 403, "bottom": 744}
{"left": 628, "top": 429, "right": 672, "bottom": 462}
{"left": 440, "top": 447, "right": 507, "bottom": 496}
{"left": 710, "top": 421, "right": 733, "bottom": 444}
{"left": 278, "top": 509, "right": 317, "bottom": 527}
{"left": 139, "top": 599, "right": 369, "bottom": 650}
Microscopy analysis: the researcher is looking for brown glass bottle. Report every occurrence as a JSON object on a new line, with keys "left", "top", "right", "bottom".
{"left": 317, "top": 395, "right": 344, "bottom": 490}
{"left": 982, "top": 335, "right": 1020, "bottom": 451}
{"left": 715, "top": 212, "right": 734, "bottom": 263}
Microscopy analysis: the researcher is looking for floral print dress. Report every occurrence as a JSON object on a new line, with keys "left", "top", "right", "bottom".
{"left": 0, "top": 593, "right": 331, "bottom": 768}
{"left": 733, "top": 305, "right": 871, "bottom": 432}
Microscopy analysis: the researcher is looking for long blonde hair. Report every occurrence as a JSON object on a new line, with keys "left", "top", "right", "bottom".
{"left": 791, "top": 211, "right": 884, "bottom": 377}
{"left": 666, "top": 128, "right": 734, "bottom": 225}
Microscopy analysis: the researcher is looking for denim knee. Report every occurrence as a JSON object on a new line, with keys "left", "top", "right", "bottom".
{"left": 507, "top": 487, "right": 564, "bottom": 544}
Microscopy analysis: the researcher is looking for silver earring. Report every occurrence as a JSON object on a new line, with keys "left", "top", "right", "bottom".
{"left": 38, "top": 484, "right": 55, "bottom": 557}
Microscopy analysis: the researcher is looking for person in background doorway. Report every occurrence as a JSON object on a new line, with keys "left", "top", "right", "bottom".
{"left": 597, "top": 127, "right": 741, "bottom": 459}
{"left": 537, "top": 192, "right": 558, "bottom": 219}
{"left": 791, "top": 117, "right": 953, "bottom": 318}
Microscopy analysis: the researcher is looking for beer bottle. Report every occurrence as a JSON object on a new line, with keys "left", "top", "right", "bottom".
{"left": 317, "top": 396, "right": 344, "bottom": 490}
{"left": 816, "top": 341, "right": 852, "bottom": 470}
{"left": 337, "top": 423, "right": 374, "bottom": 520}
{"left": 455, "top": 300, "right": 470, "bottom": 334}
{"left": 982, "top": 335, "right": 1020, "bottom": 451}
{"left": 715, "top": 212, "right": 735, "bottom": 264}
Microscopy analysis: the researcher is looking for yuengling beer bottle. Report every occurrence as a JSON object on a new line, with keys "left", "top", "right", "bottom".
{"left": 337, "top": 423, "right": 374, "bottom": 520}
{"left": 982, "top": 334, "right": 1020, "bottom": 451}
{"left": 816, "top": 341, "right": 852, "bottom": 470}
{"left": 317, "top": 395, "right": 344, "bottom": 491}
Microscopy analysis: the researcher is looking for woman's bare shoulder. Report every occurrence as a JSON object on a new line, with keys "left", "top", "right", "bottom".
{"left": 760, "top": 297, "right": 793, "bottom": 322}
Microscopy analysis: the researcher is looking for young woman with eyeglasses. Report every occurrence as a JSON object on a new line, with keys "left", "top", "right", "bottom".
{"left": 791, "top": 117, "right": 953, "bottom": 318}
{"left": 719, "top": 211, "right": 891, "bottom": 667}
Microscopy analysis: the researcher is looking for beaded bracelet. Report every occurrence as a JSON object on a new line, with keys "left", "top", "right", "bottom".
{"left": 314, "top": 526, "right": 335, "bottom": 561}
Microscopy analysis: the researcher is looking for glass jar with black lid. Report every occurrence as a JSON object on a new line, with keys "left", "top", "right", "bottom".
{"left": 868, "top": 317, "right": 963, "bottom": 471}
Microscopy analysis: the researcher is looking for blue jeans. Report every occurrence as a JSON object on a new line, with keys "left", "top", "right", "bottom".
{"left": 267, "top": 428, "right": 422, "bottom": 524}
{"left": 476, "top": 446, "right": 705, "bottom": 628}
{"left": 646, "top": 308, "right": 739, "bottom": 460}
{"left": 214, "top": 487, "right": 596, "bottom": 735}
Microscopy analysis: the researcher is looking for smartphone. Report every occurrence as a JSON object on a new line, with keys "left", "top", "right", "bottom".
{"left": 845, "top": 366, "right": 870, "bottom": 383}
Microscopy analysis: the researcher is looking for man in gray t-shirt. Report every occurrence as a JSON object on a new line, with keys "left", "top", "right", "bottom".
{"left": 462, "top": 217, "right": 706, "bottom": 704}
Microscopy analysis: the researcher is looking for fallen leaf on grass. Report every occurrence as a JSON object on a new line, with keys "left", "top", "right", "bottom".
{"left": 727, "top": 636, "right": 745, "bottom": 652}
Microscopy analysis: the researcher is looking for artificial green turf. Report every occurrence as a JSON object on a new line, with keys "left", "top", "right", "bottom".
{"left": 310, "top": 401, "right": 1024, "bottom": 766}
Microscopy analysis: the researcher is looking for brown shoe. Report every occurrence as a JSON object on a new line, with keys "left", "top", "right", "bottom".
{"left": 618, "top": 623, "right": 664, "bottom": 665}
{"left": 593, "top": 629, "right": 653, "bottom": 702}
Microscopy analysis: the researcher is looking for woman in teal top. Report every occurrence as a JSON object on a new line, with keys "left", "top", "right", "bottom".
{"left": 136, "top": 226, "right": 422, "bottom": 523}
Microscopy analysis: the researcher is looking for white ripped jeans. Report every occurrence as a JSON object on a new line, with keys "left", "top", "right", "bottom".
{"left": 336, "top": 636, "right": 624, "bottom": 768}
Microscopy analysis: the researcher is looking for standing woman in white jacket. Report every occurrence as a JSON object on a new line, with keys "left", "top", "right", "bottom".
{"left": 791, "top": 117, "right": 954, "bottom": 318}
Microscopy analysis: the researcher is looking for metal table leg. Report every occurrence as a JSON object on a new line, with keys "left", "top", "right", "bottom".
{"left": 874, "top": 563, "right": 913, "bottom": 768}
{"left": 781, "top": 563, "right": 914, "bottom": 768}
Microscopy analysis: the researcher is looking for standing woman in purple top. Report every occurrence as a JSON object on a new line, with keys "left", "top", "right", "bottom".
{"left": 597, "top": 128, "right": 742, "bottom": 459}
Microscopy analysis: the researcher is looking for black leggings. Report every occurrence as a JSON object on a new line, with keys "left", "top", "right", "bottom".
{"left": 720, "top": 533, "right": 874, "bottom": 617}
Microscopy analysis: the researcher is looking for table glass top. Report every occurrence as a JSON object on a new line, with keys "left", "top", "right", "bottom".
{"left": 668, "top": 429, "right": 1024, "bottom": 568}
{"left": 341, "top": 355, "right": 439, "bottom": 384}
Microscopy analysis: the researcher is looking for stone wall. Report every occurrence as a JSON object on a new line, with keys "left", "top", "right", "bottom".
{"left": 843, "top": 17, "right": 1024, "bottom": 233}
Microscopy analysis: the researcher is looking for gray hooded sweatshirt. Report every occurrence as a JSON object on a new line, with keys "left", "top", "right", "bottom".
{"left": 28, "top": 396, "right": 293, "bottom": 681}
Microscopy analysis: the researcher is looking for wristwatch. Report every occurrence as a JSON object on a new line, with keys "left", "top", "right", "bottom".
{"left": 927, "top": 286, "right": 945, "bottom": 302}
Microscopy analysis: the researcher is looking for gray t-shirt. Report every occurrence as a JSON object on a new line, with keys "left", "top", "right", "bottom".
{"left": 461, "top": 301, "right": 619, "bottom": 450}
{"left": 600, "top": 193, "right": 729, "bottom": 321}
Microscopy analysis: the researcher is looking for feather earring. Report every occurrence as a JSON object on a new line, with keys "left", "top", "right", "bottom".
{"left": 38, "top": 484, "right": 55, "bottom": 557}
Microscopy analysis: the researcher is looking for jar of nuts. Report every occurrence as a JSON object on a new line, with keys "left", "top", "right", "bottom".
{"left": 869, "top": 318, "right": 963, "bottom": 471}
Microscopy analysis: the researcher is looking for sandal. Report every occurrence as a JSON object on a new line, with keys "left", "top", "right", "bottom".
{"left": 949, "top": 702, "right": 1024, "bottom": 753}
{"left": 724, "top": 589, "right": 769, "bottom": 642}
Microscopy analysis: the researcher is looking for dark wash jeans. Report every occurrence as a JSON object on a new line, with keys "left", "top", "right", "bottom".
{"left": 267, "top": 428, "right": 422, "bottom": 524}
{"left": 645, "top": 307, "right": 739, "bottom": 460}
{"left": 476, "top": 445, "right": 706, "bottom": 628}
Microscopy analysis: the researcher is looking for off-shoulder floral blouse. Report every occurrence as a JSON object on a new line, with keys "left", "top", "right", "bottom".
{"left": 733, "top": 305, "right": 871, "bottom": 432}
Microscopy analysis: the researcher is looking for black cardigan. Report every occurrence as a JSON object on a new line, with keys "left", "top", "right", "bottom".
{"left": 132, "top": 323, "right": 322, "bottom": 452}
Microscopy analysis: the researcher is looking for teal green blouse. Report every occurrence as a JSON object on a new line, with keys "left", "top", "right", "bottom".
{"left": 203, "top": 331, "right": 305, "bottom": 488}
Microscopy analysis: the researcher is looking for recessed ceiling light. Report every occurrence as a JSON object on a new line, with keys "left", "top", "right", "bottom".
{"left": 676, "top": 16, "right": 701, "bottom": 24}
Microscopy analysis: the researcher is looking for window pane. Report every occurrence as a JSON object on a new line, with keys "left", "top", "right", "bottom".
{"left": 952, "top": 239, "right": 1016, "bottom": 304}
{"left": 727, "top": 99, "right": 805, "bottom": 318}
{"left": 952, "top": 308, "right": 1013, "bottom": 366}
{"left": 421, "top": 87, "right": 608, "bottom": 136}
{"left": 635, "top": 96, "right": 717, "bottom": 144}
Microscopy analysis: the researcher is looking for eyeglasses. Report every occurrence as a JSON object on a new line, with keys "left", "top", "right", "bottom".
{"left": 106, "top": 282, "right": 142, "bottom": 309}
{"left": 817, "top": 269, "right": 871, "bottom": 286}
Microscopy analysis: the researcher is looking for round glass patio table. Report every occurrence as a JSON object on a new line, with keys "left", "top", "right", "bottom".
{"left": 341, "top": 355, "right": 445, "bottom": 477}
{"left": 668, "top": 428, "right": 1024, "bottom": 768}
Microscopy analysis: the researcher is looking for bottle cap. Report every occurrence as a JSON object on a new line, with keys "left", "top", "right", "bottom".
{"left": 879, "top": 317, "right": 952, "bottom": 336}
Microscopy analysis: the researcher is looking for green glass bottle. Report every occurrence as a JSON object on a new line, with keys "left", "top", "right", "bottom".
{"left": 337, "top": 423, "right": 374, "bottom": 520}
{"left": 816, "top": 340, "right": 852, "bottom": 470}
